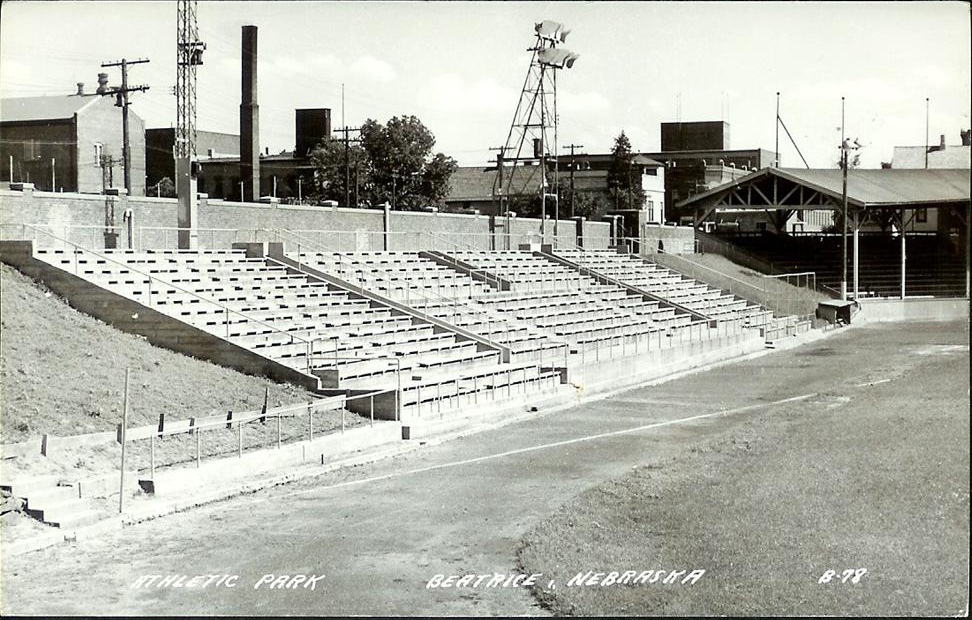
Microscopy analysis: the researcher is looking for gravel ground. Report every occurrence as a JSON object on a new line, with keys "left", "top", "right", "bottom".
{"left": 518, "top": 320, "right": 970, "bottom": 616}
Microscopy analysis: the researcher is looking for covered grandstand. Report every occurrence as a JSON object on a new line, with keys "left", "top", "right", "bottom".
{"left": 675, "top": 167, "right": 971, "bottom": 299}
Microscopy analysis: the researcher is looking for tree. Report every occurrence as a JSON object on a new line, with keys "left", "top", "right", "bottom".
{"left": 150, "top": 176, "right": 176, "bottom": 198}
{"left": 606, "top": 131, "right": 646, "bottom": 211}
{"left": 307, "top": 138, "right": 369, "bottom": 206}
{"left": 571, "top": 190, "right": 610, "bottom": 220}
{"left": 360, "top": 115, "right": 457, "bottom": 209}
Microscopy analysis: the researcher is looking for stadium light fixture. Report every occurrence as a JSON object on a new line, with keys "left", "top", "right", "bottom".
{"left": 538, "top": 48, "right": 579, "bottom": 69}
{"left": 535, "top": 20, "right": 570, "bottom": 42}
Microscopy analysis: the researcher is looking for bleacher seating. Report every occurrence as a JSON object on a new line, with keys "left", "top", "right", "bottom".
{"left": 30, "top": 248, "right": 563, "bottom": 420}
{"left": 552, "top": 248, "right": 776, "bottom": 328}
{"left": 718, "top": 232, "right": 966, "bottom": 298}
{"left": 293, "top": 250, "right": 569, "bottom": 364}
{"left": 14, "top": 239, "right": 807, "bottom": 422}
{"left": 292, "top": 249, "right": 710, "bottom": 356}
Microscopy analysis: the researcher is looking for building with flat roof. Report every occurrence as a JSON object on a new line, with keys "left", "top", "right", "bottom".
{"left": 890, "top": 129, "right": 971, "bottom": 170}
{"left": 641, "top": 121, "right": 776, "bottom": 223}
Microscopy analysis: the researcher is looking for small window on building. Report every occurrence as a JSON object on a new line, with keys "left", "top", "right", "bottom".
{"left": 94, "top": 142, "right": 103, "bottom": 163}
{"left": 916, "top": 208, "right": 927, "bottom": 223}
{"left": 756, "top": 221, "right": 767, "bottom": 232}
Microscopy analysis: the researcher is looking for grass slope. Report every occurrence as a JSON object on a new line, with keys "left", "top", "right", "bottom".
{"left": 650, "top": 251, "right": 831, "bottom": 318}
{"left": 0, "top": 262, "right": 317, "bottom": 444}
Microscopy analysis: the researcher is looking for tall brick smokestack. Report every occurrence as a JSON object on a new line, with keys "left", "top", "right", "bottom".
{"left": 240, "top": 25, "right": 260, "bottom": 201}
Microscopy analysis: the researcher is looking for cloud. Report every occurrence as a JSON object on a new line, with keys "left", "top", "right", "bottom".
{"left": 416, "top": 74, "right": 517, "bottom": 116}
{"left": 558, "top": 89, "right": 612, "bottom": 115}
{"left": 349, "top": 56, "right": 397, "bottom": 83}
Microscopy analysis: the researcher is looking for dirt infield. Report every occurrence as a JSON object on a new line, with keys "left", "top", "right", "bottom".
{"left": 0, "top": 320, "right": 967, "bottom": 616}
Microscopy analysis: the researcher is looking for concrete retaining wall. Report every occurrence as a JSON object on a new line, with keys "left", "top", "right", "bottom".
{"left": 0, "top": 188, "right": 610, "bottom": 251}
{"left": 641, "top": 224, "right": 696, "bottom": 254}
{"left": 568, "top": 330, "right": 765, "bottom": 397}
{"left": 859, "top": 297, "right": 970, "bottom": 322}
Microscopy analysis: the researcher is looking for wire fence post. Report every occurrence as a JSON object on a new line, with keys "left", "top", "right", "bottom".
{"left": 308, "top": 402, "right": 314, "bottom": 441}
{"left": 118, "top": 368, "right": 130, "bottom": 514}
{"left": 238, "top": 417, "right": 243, "bottom": 457}
{"left": 369, "top": 394, "right": 375, "bottom": 427}
{"left": 277, "top": 411, "right": 282, "bottom": 448}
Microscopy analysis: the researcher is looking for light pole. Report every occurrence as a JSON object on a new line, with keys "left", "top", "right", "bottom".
{"left": 841, "top": 139, "right": 848, "bottom": 301}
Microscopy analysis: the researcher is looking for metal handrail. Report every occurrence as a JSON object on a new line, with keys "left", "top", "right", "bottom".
{"left": 127, "top": 387, "right": 394, "bottom": 480}
{"left": 646, "top": 244, "right": 822, "bottom": 319}
{"left": 16, "top": 224, "right": 315, "bottom": 362}
{"left": 137, "top": 226, "right": 262, "bottom": 251}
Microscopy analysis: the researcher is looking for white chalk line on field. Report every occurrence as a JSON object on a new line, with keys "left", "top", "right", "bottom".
{"left": 260, "top": 392, "right": 818, "bottom": 503}
{"left": 856, "top": 378, "right": 892, "bottom": 387}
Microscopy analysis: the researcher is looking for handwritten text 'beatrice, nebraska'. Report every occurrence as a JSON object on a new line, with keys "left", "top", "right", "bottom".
{"left": 426, "top": 569, "right": 705, "bottom": 589}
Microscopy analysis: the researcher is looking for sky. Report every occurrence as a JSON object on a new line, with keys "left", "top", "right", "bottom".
{"left": 1, "top": 1, "right": 970, "bottom": 169}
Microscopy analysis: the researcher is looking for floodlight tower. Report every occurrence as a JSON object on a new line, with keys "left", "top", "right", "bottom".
{"left": 494, "top": 20, "right": 578, "bottom": 242}
{"left": 175, "top": 0, "right": 205, "bottom": 249}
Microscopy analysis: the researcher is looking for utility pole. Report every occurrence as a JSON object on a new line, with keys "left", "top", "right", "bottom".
{"left": 562, "top": 143, "right": 583, "bottom": 218}
{"left": 924, "top": 97, "right": 930, "bottom": 169}
{"left": 489, "top": 146, "right": 507, "bottom": 216}
{"left": 100, "top": 58, "right": 150, "bottom": 193}
{"left": 334, "top": 126, "right": 360, "bottom": 207}
{"left": 775, "top": 91, "right": 780, "bottom": 168}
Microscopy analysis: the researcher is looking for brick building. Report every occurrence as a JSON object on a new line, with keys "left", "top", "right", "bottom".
{"left": 145, "top": 128, "right": 240, "bottom": 193}
{"left": 145, "top": 108, "right": 331, "bottom": 201}
{"left": 642, "top": 121, "right": 776, "bottom": 223}
{"left": 0, "top": 83, "right": 145, "bottom": 195}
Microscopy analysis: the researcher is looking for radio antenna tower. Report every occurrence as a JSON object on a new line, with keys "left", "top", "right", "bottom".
{"left": 175, "top": 0, "right": 205, "bottom": 248}
{"left": 494, "top": 20, "right": 578, "bottom": 240}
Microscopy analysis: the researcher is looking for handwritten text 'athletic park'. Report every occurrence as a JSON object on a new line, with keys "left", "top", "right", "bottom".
{"left": 130, "top": 574, "right": 326, "bottom": 590}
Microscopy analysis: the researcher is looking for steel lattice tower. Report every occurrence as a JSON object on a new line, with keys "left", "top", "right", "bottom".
{"left": 494, "top": 21, "right": 577, "bottom": 237}
{"left": 175, "top": 0, "right": 205, "bottom": 248}
{"left": 176, "top": 0, "right": 204, "bottom": 158}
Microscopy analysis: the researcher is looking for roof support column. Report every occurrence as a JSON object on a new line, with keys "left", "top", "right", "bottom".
{"left": 965, "top": 203, "right": 970, "bottom": 299}
{"left": 900, "top": 208, "right": 907, "bottom": 300}
{"left": 851, "top": 211, "right": 860, "bottom": 300}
